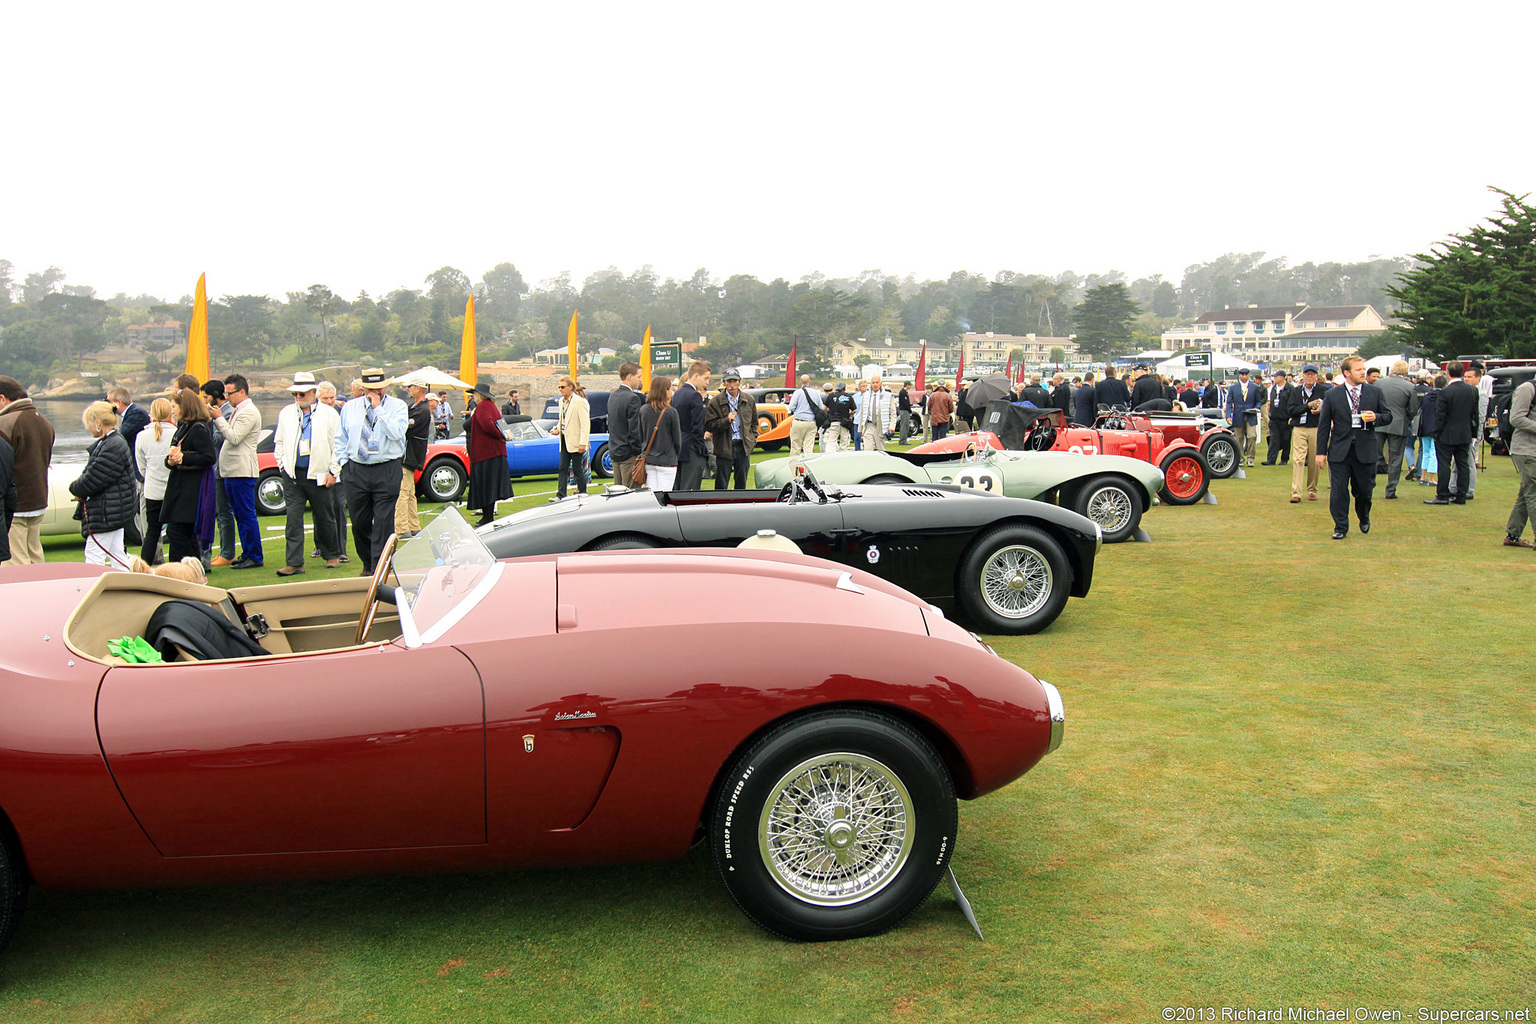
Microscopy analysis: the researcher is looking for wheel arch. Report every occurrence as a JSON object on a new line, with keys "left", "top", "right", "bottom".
{"left": 699, "top": 701, "right": 977, "bottom": 837}
{"left": 1058, "top": 471, "right": 1154, "bottom": 509}
{"left": 955, "top": 515, "right": 1085, "bottom": 598}
{"left": 577, "top": 531, "right": 671, "bottom": 551}
{"left": 0, "top": 805, "right": 30, "bottom": 887}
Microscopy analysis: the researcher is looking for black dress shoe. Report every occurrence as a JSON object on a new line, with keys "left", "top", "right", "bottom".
{"left": 1360, "top": 521, "right": 1371, "bottom": 534}
{"left": 1332, "top": 530, "right": 1347, "bottom": 540}
{"left": 1384, "top": 493, "right": 1398, "bottom": 499}
{"left": 1261, "top": 460, "right": 1275, "bottom": 465}
{"left": 1463, "top": 495, "right": 1475, "bottom": 501}
{"left": 1424, "top": 497, "right": 1451, "bottom": 505}
{"left": 230, "top": 557, "right": 261, "bottom": 569}
{"left": 1452, "top": 497, "right": 1466, "bottom": 504}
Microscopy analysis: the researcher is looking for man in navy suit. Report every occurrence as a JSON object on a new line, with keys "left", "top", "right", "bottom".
{"left": 1424, "top": 360, "right": 1480, "bottom": 505}
{"left": 670, "top": 360, "right": 711, "bottom": 490}
{"left": 1226, "top": 368, "right": 1263, "bottom": 466}
{"left": 1315, "top": 355, "right": 1393, "bottom": 539}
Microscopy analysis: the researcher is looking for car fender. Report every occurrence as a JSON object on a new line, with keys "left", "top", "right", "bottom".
{"left": 925, "top": 451, "right": 1163, "bottom": 503}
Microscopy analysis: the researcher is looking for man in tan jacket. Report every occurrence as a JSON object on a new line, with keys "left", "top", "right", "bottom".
{"left": 212, "top": 373, "right": 264, "bottom": 568}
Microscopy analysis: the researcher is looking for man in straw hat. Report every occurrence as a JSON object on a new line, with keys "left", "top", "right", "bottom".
{"left": 332, "top": 369, "right": 408, "bottom": 575}
{"left": 273, "top": 372, "right": 343, "bottom": 575}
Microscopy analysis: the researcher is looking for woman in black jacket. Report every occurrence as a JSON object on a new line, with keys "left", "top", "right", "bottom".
{"left": 69, "top": 402, "right": 137, "bottom": 567}
{"left": 162, "top": 387, "right": 219, "bottom": 563}
{"left": 638, "top": 376, "right": 681, "bottom": 490}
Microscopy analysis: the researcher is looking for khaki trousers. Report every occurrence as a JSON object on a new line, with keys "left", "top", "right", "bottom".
{"left": 611, "top": 457, "right": 639, "bottom": 490}
{"left": 1291, "top": 427, "right": 1320, "bottom": 498}
{"left": 4, "top": 516, "right": 45, "bottom": 565}
{"left": 788, "top": 419, "right": 818, "bottom": 458}
{"left": 395, "top": 466, "right": 420, "bottom": 535}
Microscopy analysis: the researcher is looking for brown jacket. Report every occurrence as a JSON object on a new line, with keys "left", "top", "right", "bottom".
{"left": 927, "top": 389, "right": 953, "bottom": 425}
{"left": 704, "top": 389, "right": 758, "bottom": 458}
{"left": 0, "top": 399, "right": 55, "bottom": 513}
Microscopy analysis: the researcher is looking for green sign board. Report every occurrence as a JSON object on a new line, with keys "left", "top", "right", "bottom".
{"left": 651, "top": 342, "right": 682, "bottom": 376}
{"left": 1185, "top": 352, "right": 1211, "bottom": 367}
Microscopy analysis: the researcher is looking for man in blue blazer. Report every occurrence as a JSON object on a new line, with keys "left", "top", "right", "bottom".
{"left": 1315, "top": 356, "right": 1392, "bottom": 539}
{"left": 1225, "top": 368, "right": 1263, "bottom": 466}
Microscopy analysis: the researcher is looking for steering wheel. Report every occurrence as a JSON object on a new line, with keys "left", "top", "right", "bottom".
{"left": 355, "top": 533, "right": 399, "bottom": 645}
{"left": 1026, "top": 421, "right": 1056, "bottom": 451}
{"left": 778, "top": 481, "right": 804, "bottom": 505}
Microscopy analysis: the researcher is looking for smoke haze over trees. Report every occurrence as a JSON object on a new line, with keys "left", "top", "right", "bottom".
{"left": 0, "top": 250, "right": 1426, "bottom": 387}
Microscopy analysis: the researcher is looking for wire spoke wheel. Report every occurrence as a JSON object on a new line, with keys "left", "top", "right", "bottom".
{"left": 1203, "top": 436, "right": 1238, "bottom": 477}
{"left": 759, "top": 753, "right": 915, "bottom": 906}
{"left": 1086, "top": 485, "right": 1133, "bottom": 533}
{"left": 979, "top": 543, "right": 1053, "bottom": 619}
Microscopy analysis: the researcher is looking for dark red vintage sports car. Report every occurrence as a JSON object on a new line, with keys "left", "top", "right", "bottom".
{"left": 0, "top": 509, "right": 1064, "bottom": 945}
{"left": 914, "top": 403, "right": 1215, "bottom": 506}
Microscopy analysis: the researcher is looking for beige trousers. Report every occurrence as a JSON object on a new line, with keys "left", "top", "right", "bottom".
{"left": 4, "top": 516, "right": 45, "bottom": 565}
{"left": 396, "top": 467, "right": 420, "bottom": 534}
{"left": 1291, "top": 427, "right": 1320, "bottom": 498}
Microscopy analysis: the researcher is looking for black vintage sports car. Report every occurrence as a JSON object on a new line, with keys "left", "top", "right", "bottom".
{"left": 478, "top": 471, "right": 1101, "bottom": 635}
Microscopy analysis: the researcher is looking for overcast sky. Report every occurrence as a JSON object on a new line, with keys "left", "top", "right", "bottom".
{"left": 4, "top": 1, "right": 1531, "bottom": 304}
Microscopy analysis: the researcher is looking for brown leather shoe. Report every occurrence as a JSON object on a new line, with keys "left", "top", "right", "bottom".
{"left": 275, "top": 566, "right": 304, "bottom": 577}
{"left": 324, "top": 558, "right": 341, "bottom": 568}
{"left": 1289, "top": 496, "right": 1301, "bottom": 503}
{"left": 210, "top": 555, "right": 233, "bottom": 566}
{"left": 1307, "top": 492, "right": 1317, "bottom": 501}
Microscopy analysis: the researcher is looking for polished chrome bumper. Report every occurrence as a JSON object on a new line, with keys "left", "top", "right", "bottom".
{"left": 1039, "top": 679, "right": 1065, "bottom": 755}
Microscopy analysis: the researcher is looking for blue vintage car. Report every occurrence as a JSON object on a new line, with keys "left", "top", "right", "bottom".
{"left": 444, "top": 415, "right": 615, "bottom": 481}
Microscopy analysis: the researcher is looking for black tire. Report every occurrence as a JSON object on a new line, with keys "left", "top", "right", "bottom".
{"left": 956, "top": 524, "right": 1072, "bottom": 635}
{"left": 586, "top": 533, "right": 660, "bottom": 550}
{"left": 1069, "top": 475, "right": 1143, "bottom": 543}
{"left": 860, "top": 473, "right": 913, "bottom": 485}
{"left": 0, "top": 830, "right": 27, "bottom": 953}
{"left": 709, "top": 708, "right": 956, "bottom": 941}
{"left": 1158, "top": 449, "right": 1210, "bottom": 506}
{"left": 1200, "top": 433, "right": 1240, "bottom": 479}
{"left": 420, "top": 458, "right": 467, "bottom": 503}
{"left": 591, "top": 444, "right": 612, "bottom": 479}
{"left": 256, "top": 469, "right": 286, "bottom": 516}
{"left": 759, "top": 440, "right": 787, "bottom": 452}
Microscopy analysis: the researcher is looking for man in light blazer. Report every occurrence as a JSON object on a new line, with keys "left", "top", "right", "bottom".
{"left": 1315, "top": 356, "right": 1392, "bottom": 539}
{"left": 212, "top": 373, "right": 264, "bottom": 568}
{"left": 273, "top": 371, "right": 342, "bottom": 574}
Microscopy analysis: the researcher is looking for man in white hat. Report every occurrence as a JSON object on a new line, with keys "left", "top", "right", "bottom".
{"left": 272, "top": 372, "right": 342, "bottom": 574}
{"left": 332, "top": 369, "right": 408, "bottom": 575}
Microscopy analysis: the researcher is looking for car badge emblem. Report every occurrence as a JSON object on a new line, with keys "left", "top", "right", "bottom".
{"left": 866, "top": 545, "right": 880, "bottom": 564}
{"left": 523, "top": 734, "right": 535, "bottom": 753}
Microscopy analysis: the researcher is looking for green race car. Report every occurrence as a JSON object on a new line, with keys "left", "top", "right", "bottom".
{"left": 755, "top": 447, "right": 1165, "bottom": 543}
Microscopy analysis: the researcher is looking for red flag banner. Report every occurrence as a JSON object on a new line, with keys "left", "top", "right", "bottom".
{"left": 784, "top": 339, "right": 797, "bottom": 387}
{"left": 955, "top": 347, "right": 965, "bottom": 391}
{"left": 915, "top": 342, "right": 926, "bottom": 389}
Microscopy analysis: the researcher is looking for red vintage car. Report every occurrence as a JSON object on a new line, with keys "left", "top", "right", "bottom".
{"left": 913, "top": 404, "right": 1214, "bottom": 505}
{"left": 1128, "top": 410, "right": 1241, "bottom": 479}
{"left": 0, "top": 509, "right": 1064, "bottom": 945}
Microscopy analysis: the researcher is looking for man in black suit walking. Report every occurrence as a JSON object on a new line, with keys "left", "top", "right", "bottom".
{"left": 1315, "top": 356, "right": 1392, "bottom": 539}
{"left": 1425, "top": 360, "right": 1480, "bottom": 505}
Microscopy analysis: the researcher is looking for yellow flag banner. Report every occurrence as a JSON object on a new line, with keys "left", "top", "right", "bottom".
{"left": 184, "top": 273, "right": 210, "bottom": 384}
{"left": 459, "top": 295, "right": 478, "bottom": 399}
{"left": 640, "top": 325, "right": 652, "bottom": 391}
{"left": 567, "top": 310, "right": 579, "bottom": 378}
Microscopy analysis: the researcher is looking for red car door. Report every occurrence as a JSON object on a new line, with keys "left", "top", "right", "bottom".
{"left": 96, "top": 644, "right": 486, "bottom": 857}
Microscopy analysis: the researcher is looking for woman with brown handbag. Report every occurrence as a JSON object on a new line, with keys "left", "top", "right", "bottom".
{"left": 637, "top": 376, "right": 681, "bottom": 490}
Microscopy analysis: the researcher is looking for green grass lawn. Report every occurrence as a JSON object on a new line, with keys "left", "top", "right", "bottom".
{"left": 7, "top": 453, "right": 1533, "bottom": 1023}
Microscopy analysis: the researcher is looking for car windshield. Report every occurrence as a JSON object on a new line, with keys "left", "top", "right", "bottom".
{"left": 391, "top": 506, "right": 499, "bottom": 644}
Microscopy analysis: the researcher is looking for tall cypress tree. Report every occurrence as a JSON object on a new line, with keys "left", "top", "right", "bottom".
{"left": 1387, "top": 188, "right": 1536, "bottom": 360}
{"left": 1072, "top": 283, "right": 1140, "bottom": 361}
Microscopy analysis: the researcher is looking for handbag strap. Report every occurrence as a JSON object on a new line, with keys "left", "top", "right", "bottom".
{"left": 641, "top": 406, "right": 665, "bottom": 457}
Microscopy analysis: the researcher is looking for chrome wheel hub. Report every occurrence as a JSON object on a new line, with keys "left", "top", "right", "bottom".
{"left": 760, "top": 754, "right": 914, "bottom": 905}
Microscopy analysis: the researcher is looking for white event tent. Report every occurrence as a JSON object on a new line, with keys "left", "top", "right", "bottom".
{"left": 1155, "top": 351, "right": 1261, "bottom": 376}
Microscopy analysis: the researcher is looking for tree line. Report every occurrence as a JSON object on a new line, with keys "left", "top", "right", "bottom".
{"left": 4, "top": 224, "right": 1525, "bottom": 389}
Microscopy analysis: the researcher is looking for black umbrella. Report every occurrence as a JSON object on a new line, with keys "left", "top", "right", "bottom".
{"left": 960, "top": 372, "right": 1013, "bottom": 412}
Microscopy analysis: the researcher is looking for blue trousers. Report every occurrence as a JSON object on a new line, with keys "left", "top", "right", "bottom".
{"left": 223, "top": 477, "right": 263, "bottom": 564}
